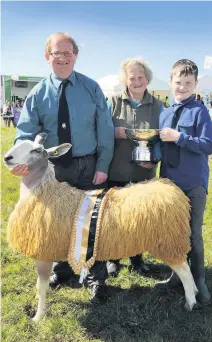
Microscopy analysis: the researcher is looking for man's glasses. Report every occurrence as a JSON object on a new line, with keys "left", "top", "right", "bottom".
{"left": 50, "top": 51, "right": 75, "bottom": 58}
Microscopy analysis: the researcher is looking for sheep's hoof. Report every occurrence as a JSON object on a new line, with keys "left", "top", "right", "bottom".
{"left": 32, "top": 313, "right": 44, "bottom": 323}
{"left": 184, "top": 301, "right": 196, "bottom": 311}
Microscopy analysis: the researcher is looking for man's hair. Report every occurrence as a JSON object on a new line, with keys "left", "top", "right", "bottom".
{"left": 171, "top": 59, "right": 198, "bottom": 81}
{"left": 119, "top": 58, "right": 153, "bottom": 85}
{"left": 45, "top": 32, "right": 79, "bottom": 55}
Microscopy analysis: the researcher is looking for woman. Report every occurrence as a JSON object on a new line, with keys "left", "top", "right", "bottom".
{"left": 107, "top": 58, "right": 163, "bottom": 277}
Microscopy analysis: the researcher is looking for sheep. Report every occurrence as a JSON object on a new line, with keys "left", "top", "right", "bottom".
{"left": 4, "top": 133, "right": 198, "bottom": 323}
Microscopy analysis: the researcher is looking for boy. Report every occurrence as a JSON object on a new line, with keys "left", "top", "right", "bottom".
{"left": 158, "top": 59, "right": 212, "bottom": 306}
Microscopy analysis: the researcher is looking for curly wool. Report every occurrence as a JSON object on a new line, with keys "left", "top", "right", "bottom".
{"left": 7, "top": 178, "right": 191, "bottom": 265}
{"left": 7, "top": 180, "right": 85, "bottom": 261}
{"left": 97, "top": 178, "right": 191, "bottom": 265}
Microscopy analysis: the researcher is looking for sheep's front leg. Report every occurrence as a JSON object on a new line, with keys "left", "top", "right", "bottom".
{"left": 32, "top": 260, "right": 53, "bottom": 323}
{"left": 170, "top": 261, "right": 198, "bottom": 311}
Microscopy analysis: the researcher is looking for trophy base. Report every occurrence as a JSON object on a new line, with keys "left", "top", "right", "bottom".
{"left": 132, "top": 143, "right": 152, "bottom": 163}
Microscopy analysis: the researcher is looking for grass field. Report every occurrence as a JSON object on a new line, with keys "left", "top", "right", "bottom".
{"left": 1, "top": 127, "right": 212, "bottom": 342}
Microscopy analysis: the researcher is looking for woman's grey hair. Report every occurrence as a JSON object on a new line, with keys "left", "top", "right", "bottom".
{"left": 119, "top": 58, "right": 153, "bottom": 86}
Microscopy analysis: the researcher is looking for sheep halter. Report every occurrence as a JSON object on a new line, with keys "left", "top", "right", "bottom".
{"left": 68, "top": 188, "right": 108, "bottom": 279}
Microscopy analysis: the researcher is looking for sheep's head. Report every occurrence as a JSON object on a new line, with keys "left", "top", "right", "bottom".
{"left": 4, "top": 133, "right": 72, "bottom": 168}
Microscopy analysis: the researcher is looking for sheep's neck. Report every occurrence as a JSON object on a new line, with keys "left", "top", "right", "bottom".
{"left": 20, "top": 161, "right": 52, "bottom": 199}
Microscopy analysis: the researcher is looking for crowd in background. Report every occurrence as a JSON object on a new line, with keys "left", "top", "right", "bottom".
{"left": 151, "top": 92, "right": 210, "bottom": 110}
{"left": 2, "top": 99, "right": 25, "bottom": 128}
{"left": 1, "top": 91, "right": 211, "bottom": 131}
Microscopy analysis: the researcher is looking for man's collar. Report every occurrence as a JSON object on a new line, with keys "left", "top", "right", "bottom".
{"left": 172, "top": 95, "right": 195, "bottom": 108}
{"left": 121, "top": 88, "right": 153, "bottom": 104}
{"left": 50, "top": 71, "right": 76, "bottom": 89}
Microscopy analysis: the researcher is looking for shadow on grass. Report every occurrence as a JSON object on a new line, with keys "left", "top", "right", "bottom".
{"left": 24, "top": 265, "right": 212, "bottom": 341}
{"left": 78, "top": 267, "right": 212, "bottom": 342}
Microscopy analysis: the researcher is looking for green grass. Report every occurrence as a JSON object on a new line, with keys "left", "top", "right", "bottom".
{"left": 1, "top": 127, "right": 212, "bottom": 342}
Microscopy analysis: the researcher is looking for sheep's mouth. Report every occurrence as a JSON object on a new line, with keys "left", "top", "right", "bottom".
{"left": 4, "top": 160, "right": 19, "bottom": 167}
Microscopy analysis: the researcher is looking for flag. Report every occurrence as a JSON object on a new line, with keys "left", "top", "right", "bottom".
{"left": 204, "top": 56, "right": 212, "bottom": 69}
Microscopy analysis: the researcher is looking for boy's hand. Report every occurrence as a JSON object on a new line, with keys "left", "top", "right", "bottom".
{"left": 160, "top": 128, "right": 180, "bottom": 142}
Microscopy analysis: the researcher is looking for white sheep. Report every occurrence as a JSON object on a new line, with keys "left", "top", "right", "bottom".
{"left": 4, "top": 133, "right": 198, "bottom": 322}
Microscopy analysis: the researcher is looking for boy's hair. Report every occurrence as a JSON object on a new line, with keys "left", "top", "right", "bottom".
{"left": 171, "top": 59, "right": 198, "bottom": 81}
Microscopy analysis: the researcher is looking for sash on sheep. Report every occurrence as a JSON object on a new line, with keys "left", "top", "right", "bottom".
{"left": 68, "top": 188, "right": 108, "bottom": 279}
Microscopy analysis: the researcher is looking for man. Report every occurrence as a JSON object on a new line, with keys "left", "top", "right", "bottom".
{"left": 10, "top": 32, "right": 114, "bottom": 303}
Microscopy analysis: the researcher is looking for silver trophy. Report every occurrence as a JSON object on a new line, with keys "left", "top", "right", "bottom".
{"left": 125, "top": 128, "right": 160, "bottom": 164}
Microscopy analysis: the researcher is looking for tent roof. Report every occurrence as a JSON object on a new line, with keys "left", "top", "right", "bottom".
{"left": 196, "top": 76, "right": 212, "bottom": 92}
{"left": 96, "top": 74, "right": 170, "bottom": 96}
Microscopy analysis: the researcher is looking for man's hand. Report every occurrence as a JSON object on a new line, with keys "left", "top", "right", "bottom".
{"left": 115, "top": 127, "right": 127, "bottom": 139}
{"left": 9, "top": 165, "right": 29, "bottom": 176}
{"left": 160, "top": 128, "right": 180, "bottom": 142}
{"left": 93, "top": 171, "right": 108, "bottom": 185}
{"left": 138, "top": 162, "right": 155, "bottom": 169}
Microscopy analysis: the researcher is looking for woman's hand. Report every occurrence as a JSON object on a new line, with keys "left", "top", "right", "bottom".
{"left": 138, "top": 162, "right": 155, "bottom": 169}
{"left": 115, "top": 127, "right": 127, "bottom": 139}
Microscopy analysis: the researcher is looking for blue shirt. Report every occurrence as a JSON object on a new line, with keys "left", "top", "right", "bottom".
{"left": 15, "top": 71, "right": 114, "bottom": 173}
{"left": 159, "top": 95, "right": 212, "bottom": 191}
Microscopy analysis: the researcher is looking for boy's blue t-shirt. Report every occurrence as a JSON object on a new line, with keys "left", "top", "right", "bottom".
{"left": 159, "top": 95, "right": 212, "bottom": 191}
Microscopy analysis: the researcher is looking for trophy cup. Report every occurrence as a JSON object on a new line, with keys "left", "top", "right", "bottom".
{"left": 125, "top": 128, "right": 160, "bottom": 164}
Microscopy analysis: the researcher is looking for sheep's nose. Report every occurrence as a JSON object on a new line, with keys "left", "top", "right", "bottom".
{"left": 4, "top": 155, "right": 13, "bottom": 162}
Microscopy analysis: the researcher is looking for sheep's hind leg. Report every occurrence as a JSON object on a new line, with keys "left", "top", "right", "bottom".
{"left": 32, "top": 260, "right": 53, "bottom": 323}
{"left": 169, "top": 261, "right": 197, "bottom": 311}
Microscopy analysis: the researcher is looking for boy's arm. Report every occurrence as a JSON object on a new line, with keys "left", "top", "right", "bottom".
{"left": 176, "top": 108, "right": 212, "bottom": 155}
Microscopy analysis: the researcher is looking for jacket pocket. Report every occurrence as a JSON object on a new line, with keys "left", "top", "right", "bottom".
{"left": 178, "top": 121, "right": 194, "bottom": 135}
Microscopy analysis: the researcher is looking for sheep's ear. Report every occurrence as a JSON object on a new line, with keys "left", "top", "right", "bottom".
{"left": 33, "top": 133, "right": 47, "bottom": 147}
{"left": 46, "top": 143, "right": 72, "bottom": 158}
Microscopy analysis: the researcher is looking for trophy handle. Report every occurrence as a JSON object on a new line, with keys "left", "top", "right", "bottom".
{"left": 125, "top": 129, "right": 137, "bottom": 142}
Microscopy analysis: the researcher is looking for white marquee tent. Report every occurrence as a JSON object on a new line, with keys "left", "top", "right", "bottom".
{"left": 196, "top": 76, "right": 212, "bottom": 92}
{"left": 96, "top": 74, "right": 171, "bottom": 97}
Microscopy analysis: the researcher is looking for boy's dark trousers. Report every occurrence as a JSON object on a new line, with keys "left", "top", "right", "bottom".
{"left": 50, "top": 154, "right": 108, "bottom": 298}
{"left": 157, "top": 185, "right": 211, "bottom": 304}
{"left": 185, "top": 186, "right": 211, "bottom": 304}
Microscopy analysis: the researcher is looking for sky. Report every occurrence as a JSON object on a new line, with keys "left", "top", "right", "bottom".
{"left": 1, "top": 1, "right": 212, "bottom": 84}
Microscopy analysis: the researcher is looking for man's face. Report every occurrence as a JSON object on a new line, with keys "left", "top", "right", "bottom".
{"left": 126, "top": 65, "right": 148, "bottom": 97}
{"left": 45, "top": 36, "right": 77, "bottom": 79}
{"left": 170, "top": 67, "right": 197, "bottom": 102}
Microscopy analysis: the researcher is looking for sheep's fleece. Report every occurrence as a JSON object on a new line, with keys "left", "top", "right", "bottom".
{"left": 7, "top": 178, "right": 191, "bottom": 266}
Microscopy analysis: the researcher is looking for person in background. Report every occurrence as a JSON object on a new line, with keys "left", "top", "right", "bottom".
{"left": 8, "top": 32, "right": 114, "bottom": 304}
{"left": 157, "top": 94, "right": 160, "bottom": 100}
{"left": 106, "top": 58, "right": 163, "bottom": 277}
{"left": 13, "top": 100, "right": 23, "bottom": 127}
{"left": 196, "top": 94, "right": 204, "bottom": 105}
{"left": 164, "top": 96, "right": 169, "bottom": 108}
{"left": 3, "top": 100, "right": 13, "bottom": 127}
{"left": 158, "top": 59, "right": 212, "bottom": 306}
